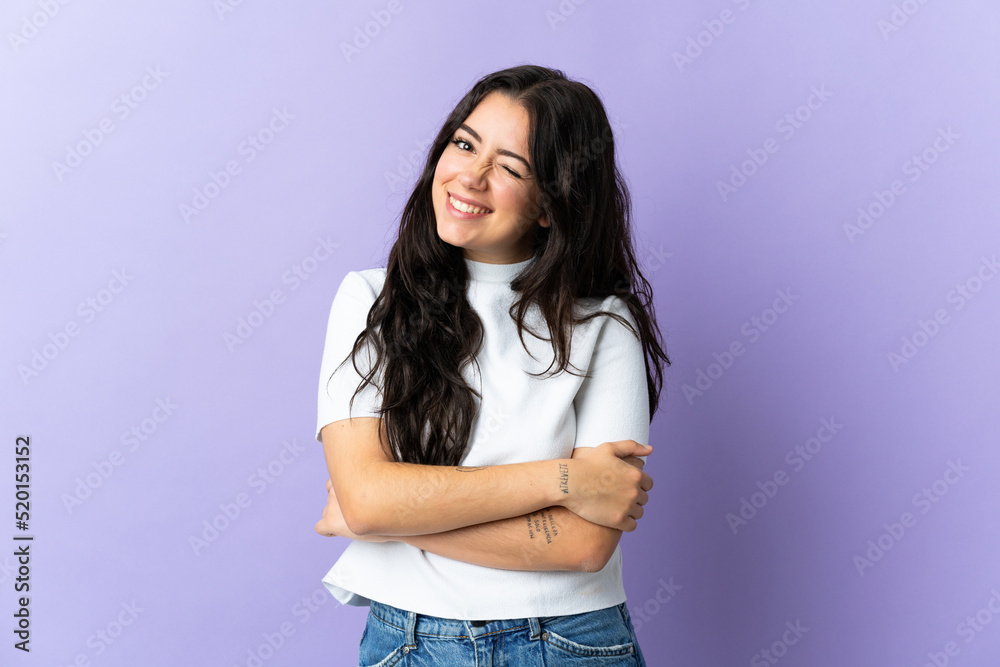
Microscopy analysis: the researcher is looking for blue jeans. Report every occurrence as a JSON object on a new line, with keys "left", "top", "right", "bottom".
{"left": 357, "top": 599, "right": 646, "bottom": 666}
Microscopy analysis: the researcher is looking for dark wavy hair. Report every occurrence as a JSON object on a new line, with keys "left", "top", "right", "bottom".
{"left": 336, "top": 64, "right": 670, "bottom": 466}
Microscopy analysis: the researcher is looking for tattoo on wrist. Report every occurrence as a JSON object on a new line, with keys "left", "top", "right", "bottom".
{"left": 558, "top": 463, "right": 569, "bottom": 494}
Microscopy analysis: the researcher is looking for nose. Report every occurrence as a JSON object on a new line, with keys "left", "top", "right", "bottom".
{"left": 457, "top": 156, "right": 490, "bottom": 191}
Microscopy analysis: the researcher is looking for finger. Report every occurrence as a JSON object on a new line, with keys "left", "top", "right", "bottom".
{"left": 610, "top": 440, "right": 653, "bottom": 458}
{"left": 622, "top": 455, "right": 644, "bottom": 470}
{"left": 641, "top": 471, "right": 653, "bottom": 491}
{"left": 326, "top": 478, "right": 333, "bottom": 492}
{"left": 630, "top": 504, "right": 644, "bottom": 521}
{"left": 621, "top": 516, "right": 638, "bottom": 532}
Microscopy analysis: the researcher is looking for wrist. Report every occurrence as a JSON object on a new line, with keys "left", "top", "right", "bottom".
{"left": 553, "top": 458, "right": 572, "bottom": 507}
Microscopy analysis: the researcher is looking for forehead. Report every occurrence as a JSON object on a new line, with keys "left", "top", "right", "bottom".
{"left": 462, "top": 92, "right": 531, "bottom": 151}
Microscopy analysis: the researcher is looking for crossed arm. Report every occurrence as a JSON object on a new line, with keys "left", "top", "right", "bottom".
{"left": 398, "top": 503, "right": 611, "bottom": 572}
{"left": 316, "top": 418, "right": 652, "bottom": 572}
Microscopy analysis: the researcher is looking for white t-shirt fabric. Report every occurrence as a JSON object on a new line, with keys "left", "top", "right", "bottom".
{"left": 314, "top": 255, "right": 650, "bottom": 620}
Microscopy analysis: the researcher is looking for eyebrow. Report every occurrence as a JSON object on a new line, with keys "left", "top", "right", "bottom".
{"left": 458, "top": 124, "right": 532, "bottom": 174}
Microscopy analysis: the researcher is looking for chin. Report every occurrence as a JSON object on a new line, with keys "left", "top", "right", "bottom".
{"left": 435, "top": 219, "right": 464, "bottom": 248}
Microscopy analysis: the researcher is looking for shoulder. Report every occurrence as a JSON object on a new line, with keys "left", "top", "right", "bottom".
{"left": 333, "top": 268, "right": 387, "bottom": 303}
{"left": 578, "top": 293, "right": 639, "bottom": 335}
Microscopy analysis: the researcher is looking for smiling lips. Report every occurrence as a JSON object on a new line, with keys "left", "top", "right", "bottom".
{"left": 448, "top": 191, "right": 493, "bottom": 216}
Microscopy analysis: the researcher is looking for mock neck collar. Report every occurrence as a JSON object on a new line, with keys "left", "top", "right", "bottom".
{"left": 464, "top": 255, "right": 537, "bottom": 284}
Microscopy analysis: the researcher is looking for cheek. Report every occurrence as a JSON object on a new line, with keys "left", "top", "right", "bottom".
{"left": 497, "top": 184, "right": 534, "bottom": 218}
{"left": 434, "top": 153, "right": 460, "bottom": 183}
{"left": 486, "top": 180, "right": 512, "bottom": 209}
{"left": 431, "top": 163, "right": 448, "bottom": 206}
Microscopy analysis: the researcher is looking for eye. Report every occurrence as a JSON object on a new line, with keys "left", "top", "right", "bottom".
{"left": 451, "top": 135, "right": 523, "bottom": 179}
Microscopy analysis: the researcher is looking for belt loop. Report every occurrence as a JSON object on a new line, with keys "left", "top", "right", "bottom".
{"left": 528, "top": 615, "right": 542, "bottom": 640}
{"left": 405, "top": 610, "right": 418, "bottom": 649}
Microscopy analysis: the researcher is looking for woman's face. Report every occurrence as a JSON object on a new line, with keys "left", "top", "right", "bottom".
{"left": 432, "top": 92, "right": 549, "bottom": 264}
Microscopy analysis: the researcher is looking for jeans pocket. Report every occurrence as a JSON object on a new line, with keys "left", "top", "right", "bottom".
{"left": 359, "top": 646, "right": 405, "bottom": 667}
{"left": 540, "top": 606, "right": 637, "bottom": 659}
{"left": 541, "top": 630, "right": 636, "bottom": 659}
{"left": 359, "top": 612, "right": 408, "bottom": 667}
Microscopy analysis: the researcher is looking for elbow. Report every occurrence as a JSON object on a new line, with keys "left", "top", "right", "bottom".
{"left": 335, "top": 462, "right": 398, "bottom": 536}
{"left": 578, "top": 550, "right": 610, "bottom": 573}
{"left": 339, "top": 495, "right": 381, "bottom": 536}
{"left": 343, "top": 511, "right": 375, "bottom": 536}
{"left": 578, "top": 530, "right": 621, "bottom": 573}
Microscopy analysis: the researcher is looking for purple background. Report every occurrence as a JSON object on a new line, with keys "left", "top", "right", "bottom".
{"left": 2, "top": 1, "right": 999, "bottom": 665}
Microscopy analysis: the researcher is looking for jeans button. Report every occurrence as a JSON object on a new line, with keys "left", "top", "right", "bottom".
{"left": 541, "top": 632, "right": 549, "bottom": 641}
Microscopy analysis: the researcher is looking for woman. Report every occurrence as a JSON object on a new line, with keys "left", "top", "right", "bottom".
{"left": 314, "top": 64, "right": 670, "bottom": 666}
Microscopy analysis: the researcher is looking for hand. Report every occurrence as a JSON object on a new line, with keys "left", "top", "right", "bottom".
{"left": 621, "top": 455, "right": 645, "bottom": 470}
{"left": 315, "top": 478, "right": 389, "bottom": 543}
{"left": 562, "top": 440, "right": 653, "bottom": 532}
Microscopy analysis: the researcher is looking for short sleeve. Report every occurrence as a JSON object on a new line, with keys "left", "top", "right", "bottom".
{"left": 572, "top": 297, "right": 651, "bottom": 462}
{"left": 315, "top": 271, "right": 383, "bottom": 443}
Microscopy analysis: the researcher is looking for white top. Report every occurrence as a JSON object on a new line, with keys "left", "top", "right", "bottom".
{"left": 314, "top": 255, "right": 650, "bottom": 619}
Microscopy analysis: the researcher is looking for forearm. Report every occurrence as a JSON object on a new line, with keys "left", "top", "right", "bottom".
{"left": 390, "top": 506, "right": 621, "bottom": 573}
{"left": 346, "top": 459, "right": 568, "bottom": 536}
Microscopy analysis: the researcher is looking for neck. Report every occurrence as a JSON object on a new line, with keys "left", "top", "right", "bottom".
{"left": 464, "top": 255, "right": 536, "bottom": 284}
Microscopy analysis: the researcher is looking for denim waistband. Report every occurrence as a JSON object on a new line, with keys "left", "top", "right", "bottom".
{"left": 368, "top": 599, "right": 548, "bottom": 643}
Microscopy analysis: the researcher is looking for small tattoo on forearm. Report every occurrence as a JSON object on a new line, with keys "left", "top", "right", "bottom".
{"left": 456, "top": 466, "right": 485, "bottom": 472}
{"left": 538, "top": 510, "right": 554, "bottom": 544}
{"left": 558, "top": 463, "right": 569, "bottom": 494}
{"left": 526, "top": 508, "right": 558, "bottom": 545}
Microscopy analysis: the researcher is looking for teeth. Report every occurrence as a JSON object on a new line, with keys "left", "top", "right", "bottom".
{"left": 450, "top": 195, "right": 490, "bottom": 215}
